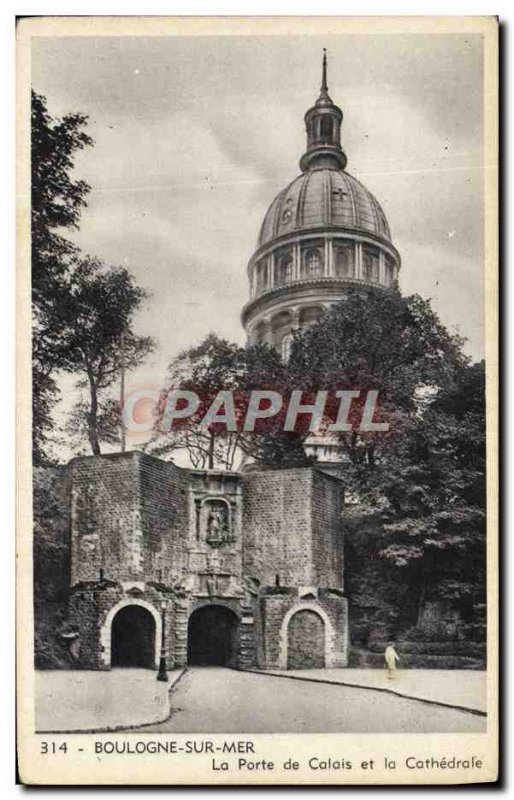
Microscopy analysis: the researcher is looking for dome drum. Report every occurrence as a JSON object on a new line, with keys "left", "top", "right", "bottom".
{"left": 245, "top": 234, "right": 399, "bottom": 305}
{"left": 246, "top": 298, "right": 333, "bottom": 356}
{"left": 243, "top": 279, "right": 384, "bottom": 353}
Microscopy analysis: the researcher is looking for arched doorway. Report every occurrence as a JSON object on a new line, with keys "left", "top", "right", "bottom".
{"left": 187, "top": 605, "right": 239, "bottom": 667}
{"left": 287, "top": 610, "right": 325, "bottom": 669}
{"left": 111, "top": 605, "right": 156, "bottom": 668}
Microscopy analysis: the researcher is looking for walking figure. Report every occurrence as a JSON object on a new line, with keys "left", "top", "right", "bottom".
{"left": 384, "top": 642, "right": 400, "bottom": 679}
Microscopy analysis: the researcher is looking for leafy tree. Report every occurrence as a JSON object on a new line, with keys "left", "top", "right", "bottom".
{"left": 151, "top": 334, "right": 313, "bottom": 469}
{"left": 151, "top": 334, "right": 248, "bottom": 470}
{"left": 43, "top": 256, "right": 154, "bottom": 455}
{"left": 344, "top": 361, "right": 486, "bottom": 641}
{"left": 239, "top": 342, "right": 315, "bottom": 467}
{"left": 31, "top": 91, "right": 93, "bottom": 462}
{"left": 286, "top": 288, "right": 484, "bottom": 641}
{"left": 33, "top": 465, "right": 74, "bottom": 667}
{"left": 289, "top": 286, "right": 467, "bottom": 467}
{"left": 64, "top": 397, "right": 122, "bottom": 456}
{"left": 32, "top": 345, "right": 60, "bottom": 465}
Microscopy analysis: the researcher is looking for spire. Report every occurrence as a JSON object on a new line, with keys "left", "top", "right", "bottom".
{"left": 321, "top": 48, "right": 328, "bottom": 94}
{"left": 316, "top": 48, "right": 332, "bottom": 106}
{"left": 299, "top": 51, "right": 347, "bottom": 173}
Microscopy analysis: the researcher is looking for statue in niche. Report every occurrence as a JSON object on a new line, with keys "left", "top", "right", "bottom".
{"left": 243, "top": 576, "right": 260, "bottom": 605}
{"left": 205, "top": 502, "right": 231, "bottom": 548}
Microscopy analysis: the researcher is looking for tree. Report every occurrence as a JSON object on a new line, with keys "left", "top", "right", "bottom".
{"left": 151, "top": 334, "right": 248, "bottom": 470}
{"left": 32, "top": 343, "right": 60, "bottom": 465}
{"left": 44, "top": 256, "right": 154, "bottom": 455}
{"left": 31, "top": 91, "right": 93, "bottom": 462}
{"left": 380, "top": 362, "right": 485, "bottom": 602}
{"left": 343, "top": 361, "right": 486, "bottom": 641}
{"left": 239, "top": 341, "right": 315, "bottom": 467}
{"left": 151, "top": 334, "right": 314, "bottom": 470}
{"left": 290, "top": 286, "right": 467, "bottom": 468}
{"left": 286, "top": 288, "right": 484, "bottom": 641}
{"left": 64, "top": 397, "right": 122, "bottom": 456}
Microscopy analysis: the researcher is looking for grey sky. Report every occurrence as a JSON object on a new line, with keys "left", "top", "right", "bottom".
{"left": 32, "top": 32, "right": 485, "bottom": 400}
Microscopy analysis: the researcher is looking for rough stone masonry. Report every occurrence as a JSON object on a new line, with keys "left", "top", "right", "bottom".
{"left": 38, "top": 451, "right": 349, "bottom": 672}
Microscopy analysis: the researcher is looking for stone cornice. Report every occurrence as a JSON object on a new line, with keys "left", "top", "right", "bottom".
{"left": 241, "top": 277, "right": 386, "bottom": 327}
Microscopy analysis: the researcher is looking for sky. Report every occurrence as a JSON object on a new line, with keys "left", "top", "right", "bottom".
{"left": 31, "top": 32, "right": 485, "bottom": 447}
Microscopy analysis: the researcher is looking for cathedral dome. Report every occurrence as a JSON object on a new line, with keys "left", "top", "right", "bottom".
{"left": 242, "top": 51, "right": 401, "bottom": 361}
{"left": 258, "top": 168, "right": 392, "bottom": 249}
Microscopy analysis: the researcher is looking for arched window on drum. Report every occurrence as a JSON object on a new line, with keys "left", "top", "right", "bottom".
{"left": 275, "top": 252, "right": 294, "bottom": 286}
{"left": 334, "top": 243, "right": 354, "bottom": 278}
{"left": 362, "top": 246, "right": 380, "bottom": 283}
{"left": 385, "top": 255, "right": 396, "bottom": 286}
{"left": 254, "top": 260, "right": 267, "bottom": 295}
{"left": 281, "top": 333, "right": 294, "bottom": 362}
{"left": 303, "top": 248, "right": 323, "bottom": 277}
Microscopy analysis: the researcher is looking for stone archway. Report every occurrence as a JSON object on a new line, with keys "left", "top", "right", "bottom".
{"left": 187, "top": 605, "right": 240, "bottom": 667}
{"left": 100, "top": 599, "right": 161, "bottom": 668}
{"left": 287, "top": 609, "right": 326, "bottom": 669}
{"left": 278, "top": 603, "right": 335, "bottom": 669}
{"left": 111, "top": 605, "right": 156, "bottom": 668}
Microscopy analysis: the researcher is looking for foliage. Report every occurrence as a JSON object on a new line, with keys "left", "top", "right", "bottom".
{"left": 150, "top": 334, "right": 247, "bottom": 469}
{"left": 151, "top": 333, "right": 313, "bottom": 469}
{"left": 64, "top": 397, "right": 122, "bottom": 456}
{"left": 33, "top": 466, "right": 74, "bottom": 668}
{"left": 289, "top": 286, "right": 467, "bottom": 466}
{"left": 284, "top": 289, "right": 485, "bottom": 643}
{"left": 344, "top": 361, "right": 486, "bottom": 642}
{"left": 31, "top": 91, "right": 94, "bottom": 462}
{"left": 42, "top": 255, "right": 154, "bottom": 455}
{"left": 32, "top": 353, "right": 60, "bottom": 465}
{"left": 31, "top": 91, "right": 93, "bottom": 302}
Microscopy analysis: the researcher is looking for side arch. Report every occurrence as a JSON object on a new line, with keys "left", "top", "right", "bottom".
{"left": 100, "top": 599, "right": 162, "bottom": 668}
{"left": 278, "top": 602, "right": 335, "bottom": 669}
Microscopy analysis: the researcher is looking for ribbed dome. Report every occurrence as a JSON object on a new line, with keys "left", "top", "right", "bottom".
{"left": 258, "top": 169, "right": 391, "bottom": 249}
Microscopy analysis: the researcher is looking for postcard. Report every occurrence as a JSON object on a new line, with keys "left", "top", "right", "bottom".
{"left": 16, "top": 15, "right": 498, "bottom": 785}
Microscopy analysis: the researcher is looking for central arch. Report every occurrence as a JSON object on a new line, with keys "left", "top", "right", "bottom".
{"left": 111, "top": 605, "right": 156, "bottom": 668}
{"left": 187, "top": 605, "right": 240, "bottom": 667}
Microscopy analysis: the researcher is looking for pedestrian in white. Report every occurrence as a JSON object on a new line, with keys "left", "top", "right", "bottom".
{"left": 384, "top": 642, "right": 400, "bottom": 680}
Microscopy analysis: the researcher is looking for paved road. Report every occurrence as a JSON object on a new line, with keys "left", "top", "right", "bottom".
{"left": 141, "top": 668, "right": 486, "bottom": 734}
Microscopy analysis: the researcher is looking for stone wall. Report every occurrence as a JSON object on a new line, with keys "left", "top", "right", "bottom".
{"left": 70, "top": 453, "right": 142, "bottom": 584}
{"left": 138, "top": 454, "right": 190, "bottom": 584}
{"left": 33, "top": 466, "right": 73, "bottom": 668}
{"left": 258, "top": 588, "right": 348, "bottom": 669}
{"left": 242, "top": 467, "right": 343, "bottom": 588}
{"left": 287, "top": 609, "right": 325, "bottom": 668}
{"left": 242, "top": 468, "right": 313, "bottom": 586}
{"left": 311, "top": 469, "right": 344, "bottom": 588}
{"left": 69, "top": 452, "right": 190, "bottom": 586}
{"left": 69, "top": 583, "right": 175, "bottom": 670}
